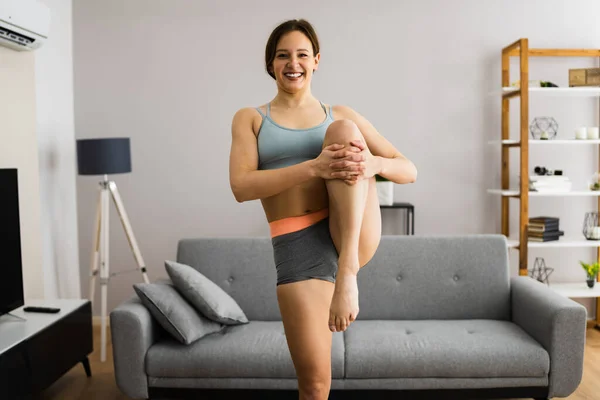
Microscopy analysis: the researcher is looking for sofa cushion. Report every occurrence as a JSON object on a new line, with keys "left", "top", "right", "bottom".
{"left": 133, "top": 283, "right": 224, "bottom": 345}
{"left": 145, "top": 321, "right": 345, "bottom": 379}
{"left": 344, "top": 320, "right": 549, "bottom": 379}
{"left": 176, "top": 238, "right": 281, "bottom": 321}
{"left": 165, "top": 260, "right": 249, "bottom": 325}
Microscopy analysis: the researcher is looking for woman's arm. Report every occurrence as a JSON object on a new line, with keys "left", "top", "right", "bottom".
{"left": 229, "top": 108, "right": 318, "bottom": 203}
{"left": 229, "top": 106, "right": 388, "bottom": 202}
{"left": 377, "top": 155, "right": 418, "bottom": 184}
{"left": 333, "top": 105, "right": 417, "bottom": 184}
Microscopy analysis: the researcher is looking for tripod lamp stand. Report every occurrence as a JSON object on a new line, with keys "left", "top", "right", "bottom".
{"left": 77, "top": 137, "right": 150, "bottom": 362}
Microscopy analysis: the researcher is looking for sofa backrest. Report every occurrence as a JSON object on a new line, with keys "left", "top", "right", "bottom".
{"left": 176, "top": 234, "right": 511, "bottom": 321}
{"left": 357, "top": 234, "right": 511, "bottom": 320}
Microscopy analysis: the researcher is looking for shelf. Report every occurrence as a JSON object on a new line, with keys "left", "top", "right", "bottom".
{"left": 501, "top": 87, "right": 600, "bottom": 97}
{"left": 488, "top": 139, "right": 600, "bottom": 145}
{"left": 495, "top": 39, "right": 600, "bottom": 285}
{"left": 488, "top": 189, "right": 600, "bottom": 197}
{"left": 548, "top": 282, "right": 600, "bottom": 298}
{"left": 507, "top": 239, "right": 600, "bottom": 248}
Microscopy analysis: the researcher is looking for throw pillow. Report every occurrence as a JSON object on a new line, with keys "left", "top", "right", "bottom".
{"left": 133, "top": 282, "right": 223, "bottom": 345}
{"left": 165, "top": 260, "right": 249, "bottom": 325}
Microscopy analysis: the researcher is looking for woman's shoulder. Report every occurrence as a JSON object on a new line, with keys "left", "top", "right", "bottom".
{"left": 233, "top": 105, "right": 264, "bottom": 118}
{"left": 327, "top": 104, "right": 359, "bottom": 120}
{"left": 232, "top": 106, "right": 266, "bottom": 126}
{"left": 231, "top": 106, "right": 266, "bottom": 138}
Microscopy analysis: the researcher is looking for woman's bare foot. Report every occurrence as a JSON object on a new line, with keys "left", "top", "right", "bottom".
{"left": 329, "top": 257, "right": 360, "bottom": 332}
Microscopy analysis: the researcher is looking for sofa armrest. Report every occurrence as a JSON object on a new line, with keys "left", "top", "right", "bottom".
{"left": 511, "top": 276, "right": 587, "bottom": 398}
{"left": 110, "top": 296, "right": 162, "bottom": 399}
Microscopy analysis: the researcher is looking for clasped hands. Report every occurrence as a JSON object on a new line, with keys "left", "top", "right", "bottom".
{"left": 315, "top": 139, "right": 377, "bottom": 186}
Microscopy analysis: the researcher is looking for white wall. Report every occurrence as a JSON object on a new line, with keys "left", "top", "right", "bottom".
{"left": 0, "top": 0, "right": 78, "bottom": 301}
{"left": 36, "top": 0, "right": 80, "bottom": 299}
{"left": 72, "top": 0, "right": 600, "bottom": 315}
{"left": 0, "top": 47, "right": 44, "bottom": 300}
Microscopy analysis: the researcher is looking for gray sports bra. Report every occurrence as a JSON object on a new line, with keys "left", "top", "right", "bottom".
{"left": 256, "top": 101, "right": 334, "bottom": 170}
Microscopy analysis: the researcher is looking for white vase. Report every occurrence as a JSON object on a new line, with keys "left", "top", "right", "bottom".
{"left": 376, "top": 181, "right": 394, "bottom": 205}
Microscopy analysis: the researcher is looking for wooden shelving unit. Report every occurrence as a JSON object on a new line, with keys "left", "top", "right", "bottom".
{"left": 491, "top": 39, "right": 600, "bottom": 326}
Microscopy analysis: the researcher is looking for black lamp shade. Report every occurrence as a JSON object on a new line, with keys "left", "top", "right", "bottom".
{"left": 77, "top": 138, "right": 132, "bottom": 175}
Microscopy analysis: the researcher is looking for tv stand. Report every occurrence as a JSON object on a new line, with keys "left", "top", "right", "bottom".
{"left": 4, "top": 312, "right": 26, "bottom": 322}
{"left": 0, "top": 299, "right": 93, "bottom": 399}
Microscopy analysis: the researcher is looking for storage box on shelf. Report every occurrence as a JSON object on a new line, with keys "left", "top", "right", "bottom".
{"left": 489, "top": 38, "right": 600, "bottom": 329}
{"left": 569, "top": 67, "right": 600, "bottom": 87}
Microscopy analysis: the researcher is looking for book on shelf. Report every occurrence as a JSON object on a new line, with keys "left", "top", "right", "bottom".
{"left": 528, "top": 216, "right": 562, "bottom": 242}
{"left": 528, "top": 223, "right": 559, "bottom": 232}
{"left": 529, "top": 216, "right": 559, "bottom": 223}
{"left": 528, "top": 222, "right": 561, "bottom": 230}
{"left": 528, "top": 230, "right": 564, "bottom": 242}
{"left": 528, "top": 176, "right": 572, "bottom": 192}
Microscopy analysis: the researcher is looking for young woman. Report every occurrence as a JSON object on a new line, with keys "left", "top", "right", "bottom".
{"left": 229, "top": 19, "right": 417, "bottom": 400}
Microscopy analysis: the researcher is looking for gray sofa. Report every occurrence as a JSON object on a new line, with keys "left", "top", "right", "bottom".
{"left": 111, "top": 234, "right": 587, "bottom": 400}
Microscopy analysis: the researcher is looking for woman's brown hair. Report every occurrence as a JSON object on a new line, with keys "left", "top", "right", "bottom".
{"left": 265, "top": 19, "right": 320, "bottom": 80}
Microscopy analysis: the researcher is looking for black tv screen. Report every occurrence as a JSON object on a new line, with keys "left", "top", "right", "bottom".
{"left": 0, "top": 168, "right": 24, "bottom": 316}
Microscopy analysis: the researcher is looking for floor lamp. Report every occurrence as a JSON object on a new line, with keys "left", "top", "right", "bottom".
{"left": 77, "top": 137, "right": 150, "bottom": 362}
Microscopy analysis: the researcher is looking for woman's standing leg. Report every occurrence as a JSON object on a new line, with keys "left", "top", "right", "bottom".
{"left": 324, "top": 119, "right": 382, "bottom": 333}
{"left": 276, "top": 279, "right": 336, "bottom": 400}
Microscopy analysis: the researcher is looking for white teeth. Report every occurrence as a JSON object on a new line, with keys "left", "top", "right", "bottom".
{"left": 285, "top": 73, "right": 302, "bottom": 78}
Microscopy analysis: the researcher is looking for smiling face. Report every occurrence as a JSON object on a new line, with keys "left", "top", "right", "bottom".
{"left": 269, "top": 30, "right": 320, "bottom": 94}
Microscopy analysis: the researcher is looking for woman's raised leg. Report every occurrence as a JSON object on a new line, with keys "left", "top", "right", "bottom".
{"left": 276, "top": 279, "right": 336, "bottom": 400}
{"left": 323, "top": 119, "right": 382, "bottom": 333}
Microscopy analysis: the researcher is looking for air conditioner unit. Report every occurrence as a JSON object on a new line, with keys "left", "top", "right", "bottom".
{"left": 0, "top": 0, "right": 50, "bottom": 51}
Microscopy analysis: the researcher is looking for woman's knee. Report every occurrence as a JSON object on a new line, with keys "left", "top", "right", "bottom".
{"left": 324, "top": 119, "right": 362, "bottom": 145}
{"left": 298, "top": 378, "right": 331, "bottom": 400}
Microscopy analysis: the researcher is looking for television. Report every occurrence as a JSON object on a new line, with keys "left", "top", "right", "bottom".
{"left": 0, "top": 168, "right": 24, "bottom": 316}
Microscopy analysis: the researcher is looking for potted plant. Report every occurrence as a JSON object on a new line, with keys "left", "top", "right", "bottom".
{"left": 588, "top": 171, "right": 600, "bottom": 191}
{"left": 375, "top": 174, "right": 393, "bottom": 206}
{"left": 579, "top": 261, "right": 600, "bottom": 288}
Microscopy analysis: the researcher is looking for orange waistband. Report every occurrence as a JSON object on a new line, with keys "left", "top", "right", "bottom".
{"left": 269, "top": 208, "right": 329, "bottom": 238}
